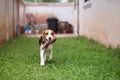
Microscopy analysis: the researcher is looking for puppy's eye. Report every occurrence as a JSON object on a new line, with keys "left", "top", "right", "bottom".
{"left": 45, "top": 33, "right": 48, "bottom": 35}
{"left": 51, "top": 33, "right": 54, "bottom": 35}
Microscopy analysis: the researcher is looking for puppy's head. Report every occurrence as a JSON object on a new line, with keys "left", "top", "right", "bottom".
{"left": 42, "top": 29, "right": 54, "bottom": 40}
{"left": 39, "top": 29, "right": 55, "bottom": 45}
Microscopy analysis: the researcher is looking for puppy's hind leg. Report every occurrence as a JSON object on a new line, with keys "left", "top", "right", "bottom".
{"left": 48, "top": 50, "right": 53, "bottom": 61}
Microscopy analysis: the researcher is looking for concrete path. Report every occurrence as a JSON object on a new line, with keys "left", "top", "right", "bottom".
{"left": 24, "top": 34, "right": 78, "bottom": 38}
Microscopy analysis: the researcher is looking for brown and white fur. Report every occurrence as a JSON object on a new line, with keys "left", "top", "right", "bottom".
{"left": 39, "top": 29, "right": 56, "bottom": 66}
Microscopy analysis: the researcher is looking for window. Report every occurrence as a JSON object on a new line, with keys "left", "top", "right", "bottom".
{"left": 84, "top": 0, "right": 90, "bottom": 3}
{"left": 83, "top": 0, "right": 91, "bottom": 9}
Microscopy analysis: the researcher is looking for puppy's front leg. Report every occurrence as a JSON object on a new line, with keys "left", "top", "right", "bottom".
{"left": 48, "top": 50, "right": 53, "bottom": 61}
{"left": 44, "top": 52, "right": 46, "bottom": 63}
{"left": 40, "top": 49, "right": 45, "bottom": 66}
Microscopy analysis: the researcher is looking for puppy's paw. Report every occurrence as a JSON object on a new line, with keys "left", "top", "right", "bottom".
{"left": 48, "top": 58, "right": 52, "bottom": 62}
{"left": 40, "top": 63, "right": 45, "bottom": 66}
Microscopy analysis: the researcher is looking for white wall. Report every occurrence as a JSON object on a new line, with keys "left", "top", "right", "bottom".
{"left": 79, "top": 0, "right": 120, "bottom": 47}
{"left": 25, "top": 3, "right": 74, "bottom": 26}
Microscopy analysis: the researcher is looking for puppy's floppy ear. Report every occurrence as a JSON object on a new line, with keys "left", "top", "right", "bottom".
{"left": 51, "top": 30, "right": 57, "bottom": 43}
{"left": 39, "top": 36, "right": 43, "bottom": 45}
{"left": 39, "top": 31, "right": 46, "bottom": 45}
{"left": 51, "top": 30, "right": 55, "bottom": 38}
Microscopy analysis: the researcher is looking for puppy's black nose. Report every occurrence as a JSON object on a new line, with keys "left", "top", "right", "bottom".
{"left": 49, "top": 37, "right": 51, "bottom": 40}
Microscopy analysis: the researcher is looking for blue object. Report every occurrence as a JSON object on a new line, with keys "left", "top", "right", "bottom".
{"left": 24, "top": 27, "right": 31, "bottom": 31}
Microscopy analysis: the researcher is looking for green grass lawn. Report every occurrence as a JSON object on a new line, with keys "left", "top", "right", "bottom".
{"left": 0, "top": 36, "right": 120, "bottom": 80}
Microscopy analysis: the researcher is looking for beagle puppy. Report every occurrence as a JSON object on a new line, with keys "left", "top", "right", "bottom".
{"left": 39, "top": 29, "right": 56, "bottom": 66}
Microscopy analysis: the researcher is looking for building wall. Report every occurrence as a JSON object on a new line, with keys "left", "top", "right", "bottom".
{"left": 79, "top": 0, "right": 120, "bottom": 47}
{"left": 0, "top": 0, "right": 6, "bottom": 45}
{"left": 8, "top": 0, "right": 14, "bottom": 39}
{"left": 0, "top": 0, "right": 19, "bottom": 46}
{"left": 25, "top": 3, "right": 74, "bottom": 26}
